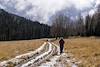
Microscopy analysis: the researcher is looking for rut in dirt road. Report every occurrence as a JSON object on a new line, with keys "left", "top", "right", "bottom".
{"left": 0, "top": 42, "right": 58, "bottom": 67}
{"left": 21, "top": 42, "right": 58, "bottom": 67}
{"left": 0, "top": 42, "right": 80, "bottom": 67}
{"left": 38, "top": 43, "right": 80, "bottom": 67}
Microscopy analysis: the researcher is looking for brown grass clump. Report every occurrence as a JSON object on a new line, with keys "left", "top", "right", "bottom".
{"left": 54, "top": 37, "right": 100, "bottom": 67}
{"left": 0, "top": 39, "right": 44, "bottom": 61}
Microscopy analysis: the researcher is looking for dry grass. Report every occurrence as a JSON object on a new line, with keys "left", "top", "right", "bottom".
{"left": 0, "top": 39, "right": 44, "bottom": 61}
{"left": 54, "top": 37, "right": 100, "bottom": 67}
{"left": 0, "top": 37, "right": 100, "bottom": 67}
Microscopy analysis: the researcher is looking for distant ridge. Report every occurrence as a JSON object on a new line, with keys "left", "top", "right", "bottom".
{"left": 0, "top": 9, "right": 50, "bottom": 41}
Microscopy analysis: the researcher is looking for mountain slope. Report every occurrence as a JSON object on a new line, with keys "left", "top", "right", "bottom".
{"left": 0, "top": 9, "right": 50, "bottom": 40}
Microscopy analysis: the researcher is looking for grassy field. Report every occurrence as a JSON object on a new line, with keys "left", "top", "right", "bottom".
{"left": 55, "top": 37, "right": 100, "bottom": 67}
{"left": 0, "top": 37, "right": 100, "bottom": 67}
{"left": 0, "top": 39, "right": 44, "bottom": 61}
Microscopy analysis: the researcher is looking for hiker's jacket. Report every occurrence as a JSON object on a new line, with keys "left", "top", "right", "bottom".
{"left": 59, "top": 39, "right": 65, "bottom": 45}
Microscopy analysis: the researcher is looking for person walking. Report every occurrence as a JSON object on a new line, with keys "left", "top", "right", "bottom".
{"left": 59, "top": 38, "right": 65, "bottom": 54}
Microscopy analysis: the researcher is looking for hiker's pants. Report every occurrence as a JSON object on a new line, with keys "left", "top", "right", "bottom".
{"left": 60, "top": 44, "right": 64, "bottom": 54}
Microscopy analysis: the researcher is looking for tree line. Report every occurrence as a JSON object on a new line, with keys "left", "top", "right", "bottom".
{"left": 0, "top": 9, "right": 50, "bottom": 40}
{"left": 0, "top": 5, "right": 100, "bottom": 41}
{"left": 50, "top": 5, "right": 100, "bottom": 38}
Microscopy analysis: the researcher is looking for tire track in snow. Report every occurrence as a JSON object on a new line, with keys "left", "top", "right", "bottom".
{"left": 0, "top": 42, "right": 49, "bottom": 67}
{"left": 38, "top": 43, "right": 80, "bottom": 67}
{"left": 0, "top": 42, "right": 80, "bottom": 67}
{"left": 21, "top": 42, "right": 58, "bottom": 67}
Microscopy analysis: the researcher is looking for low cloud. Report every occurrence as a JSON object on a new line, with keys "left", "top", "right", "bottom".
{"left": 0, "top": 0, "right": 99, "bottom": 24}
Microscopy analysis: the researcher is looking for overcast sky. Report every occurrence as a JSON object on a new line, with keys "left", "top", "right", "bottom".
{"left": 0, "top": 0, "right": 100, "bottom": 24}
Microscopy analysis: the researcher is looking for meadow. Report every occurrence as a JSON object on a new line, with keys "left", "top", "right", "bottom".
{"left": 55, "top": 37, "right": 100, "bottom": 67}
{"left": 0, "top": 39, "right": 44, "bottom": 61}
{"left": 0, "top": 37, "right": 100, "bottom": 67}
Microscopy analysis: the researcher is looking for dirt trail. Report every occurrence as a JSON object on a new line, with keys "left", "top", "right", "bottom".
{"left": 0, "top": 42, "right": 80, "bottom": 67}
{"left": 38, "top": 43, "right": 80, "bottom": 67}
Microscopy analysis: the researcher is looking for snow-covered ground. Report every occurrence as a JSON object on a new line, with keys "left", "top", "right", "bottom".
{"left": 44, "top": 43, "right": 80, "bottom": 67}
{"left": 39, "top": 52, "right": 79, "bottom": 67}
{"left": 0, "top": 42, "right": 47, "bottom": 67}
{"left": 0, "top": 42, "right": 80, "bottom": 67}
{"left": 21, "top": 42, "right": 53, "bottom": 67}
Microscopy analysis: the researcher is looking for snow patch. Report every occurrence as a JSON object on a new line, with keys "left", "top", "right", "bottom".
{"left": 21, "top": 42, "right": 52, "bottom": 67}
{"left": 0, "top": 42, "right": 46, "bottom": 67}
